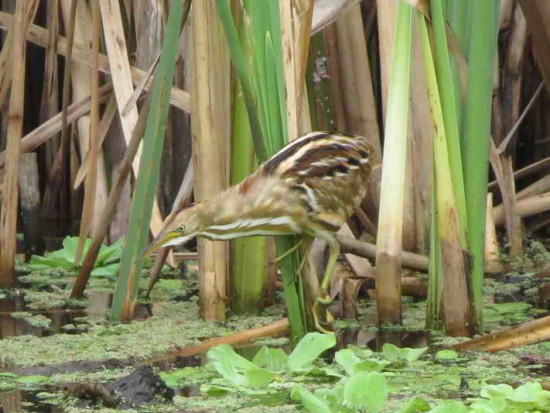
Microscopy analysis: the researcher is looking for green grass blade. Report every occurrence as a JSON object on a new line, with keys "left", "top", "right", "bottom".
{"left": 448, "top": 0, "right": 471, "bottom": 55}
{"left": 375, "top": 0, "right": 413, "bottom": 324}
{"left": 231, "top": 86, "right": 267, "bottom": 314}
{"left": 431, "top": 0, "right": 468, "bottom": 245}
{"left": 419, "top": 13, "right": 474, "bottom": 336}
{"left": 215, "top": 0, "right": 267, "bottom": 161}
{"left": 111, "top": 0, "right": 184, "bottom": 321}
{"left": 463, "top": 0, "right": 499, "bottom": 326}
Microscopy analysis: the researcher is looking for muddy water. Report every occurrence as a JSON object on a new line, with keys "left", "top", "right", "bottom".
{"left": 0, "top": 292, "right": 152, "bottom": 339}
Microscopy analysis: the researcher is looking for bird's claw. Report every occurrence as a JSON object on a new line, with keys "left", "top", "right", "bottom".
{"left": 316, "top": 293, "right": 332, "bottom": 305}
{"left": 312, "top": 299, "right": 334, "bottom": 333}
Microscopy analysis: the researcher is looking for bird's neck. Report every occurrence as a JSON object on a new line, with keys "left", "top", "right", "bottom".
{"left": 190, "top": 179, "right": 299, "bottom": 240}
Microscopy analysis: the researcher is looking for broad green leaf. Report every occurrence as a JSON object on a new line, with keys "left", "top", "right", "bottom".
{"left": 212, "top": 358, "right": 247, "bottom": 386}
{"left": 317, "top": 387, "right": 355, "bottom": 413}
{"left": 201, "top": 383, "right": 234, "bottom": 396}
{"left": 510, "top": 381, "right": 547, "bottom": 403}
{"left": 287, "top": 333, "right": 336, "bottom": 371}
{"left": 350, "top": 347, "right": 374, "bottom": 359}
{"left": 398, "top": 397, "right": 431, "bottom": 413}
{"left": 97, "top": 236, "right": 125, "bottom": 265}
{"left": 252, "top": 347, "right": 288, "bottom": 373}
{"left": 207, "top": 344, "right": 257, "bottom": 372}
{"left": 428, "top": 400, "right": 468, "bottom": 413}
{"left": 90, "top": 263, "right": 119, "bottom": 278}
{"left": 29, "top": 256, "right": 75, "bottom": 271}
{"left": 469, "top": 397, "right": 507, "bottom": 413}
{"left": 382, "top": 343, "right": 428, "bottom": 362}
{"left": 435, "top": 350, "right": 459, "bottom": 361}
{"left": 354, "top": 359, "right": 391, "bottom": 373}
{"left": 244, "top": 368, "right": 277, "bottom": 388}
{"left": 480, "top": 384, "right": 514, "bottom": 400}
{"left": 343, "top": 371, "right": 388, "bottom": 412}
{"left": 335, "top": 349, "right": 363, "bottom": 376}
{"left": 290, "top": 385, "right": 332, "bottom": 413}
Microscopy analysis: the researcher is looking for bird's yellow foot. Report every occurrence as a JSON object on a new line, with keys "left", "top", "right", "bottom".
{"left": 312, "top": 299, "right": 335, "bottom": 333}
{"left": 316, "top": 293, "right": 332, "bottom": 305}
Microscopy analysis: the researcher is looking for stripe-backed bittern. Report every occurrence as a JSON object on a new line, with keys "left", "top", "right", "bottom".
{"left": 141, "top": 132, "right": 378, "bottom": 331}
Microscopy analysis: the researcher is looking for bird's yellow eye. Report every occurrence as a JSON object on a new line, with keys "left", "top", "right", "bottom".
{"left": 177, "top": 225, "right": 185, "bottom": 233}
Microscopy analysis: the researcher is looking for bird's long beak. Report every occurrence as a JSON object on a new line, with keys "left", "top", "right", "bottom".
{"left": 136, "top": 232, "right": 178, "bottom": 262}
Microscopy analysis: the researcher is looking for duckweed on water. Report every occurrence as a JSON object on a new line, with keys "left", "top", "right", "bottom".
{"left": 10, "top": 312, "right": 52, "bottom": 328}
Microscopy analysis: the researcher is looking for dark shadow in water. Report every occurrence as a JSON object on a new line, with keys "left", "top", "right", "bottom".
{"left": 0, "top": 292, "right": 152, "bottom": 339}
{"left": 337, "top": 328, "right": 430, "bottom": 351}
{"left": 0, "top": 390, "right": 64, "bottom": 413}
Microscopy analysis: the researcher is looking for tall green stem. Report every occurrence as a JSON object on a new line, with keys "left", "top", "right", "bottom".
{"left": 111, "top": 0, "right": 184, "bottom": 321}
{"left": 463, "top": 0, "right": 499, "bottom": 326}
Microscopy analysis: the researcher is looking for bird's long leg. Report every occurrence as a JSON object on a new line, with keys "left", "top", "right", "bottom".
{"left": 318, "top": 237, "right": 340, "bottom": 303}
{"left": 312, "top": 237, "right": 339, "bottom": 332}
{"left": 297, "top": 234, "right": 314, "bottom": 272}
{"left": 272, "top": 239, "right": 303, "bottom": 264}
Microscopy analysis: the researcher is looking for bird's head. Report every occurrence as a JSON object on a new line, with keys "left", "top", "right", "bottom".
{"left": 138, "top": 205, "right": 203, "bottom": 260}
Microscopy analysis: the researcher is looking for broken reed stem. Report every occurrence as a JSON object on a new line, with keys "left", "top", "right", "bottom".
{"left": 192, "top": 0, "right": 230, "bottom": 321}
{"left": 0, "top": 84, "right": 113, "bottom": 170}
{"left": 70, "top": 91, "right": 153, "bottom": 299}
{"left": 41, "top": 0, "right": 78, "bottom": 213}
{"left": 75, "top": 0, "right": 101, "bottom": 264}
{"left": 146, "top": 318, "right": 289, "bottom": 362}
{"left": 0, "top": 0, "right": 39, "bottom": 107}
{"left": 453, "top": 315, "right": 550, "bottom": 352}
{"left": 0, "top": 11, "right": 191, "bottom": 113}
{"left": 0, "top": 0, "right": 30, "bottom": 287}
{"left": 493, "top": 192, "right": 550, "bottom": 225}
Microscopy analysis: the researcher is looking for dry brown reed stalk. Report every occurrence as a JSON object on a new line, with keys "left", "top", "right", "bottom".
{"left": 492, "top": 3, "right": 529, "bottom": 256}
{"left": 71, "top": 89, "right": 154, "bottom": 298}
{"left": 41, "top": 0, "right": 78, "bottom": 223}
{"left": 408, "top": 21, "right": 433, "bottom": 254}
{"left": 0, "top": 84, "right": 113, "bottom": 170}
{"left": 0, "top": 0, "right": 31, "bottom": 287}
{"left": 99, "top": 0, "right": 167, "bottom": 252}
{"left": 489, "top": 140, "right": 523, "bottom": 253}
{"left": 517, "top": 175, "right": 550, "bottom": 200}
{"left": 0, "top": 0, "right": 39, "bottom": 107}
{"left": 39, "top": 0, "right": 61, "bottom": 176}
{"left": 55, "top": 0, "right": 109, "bottom": 236}
{"left": 334, "top": 4, "right": 380, "bottom": 153}
{"left": 519, "top": 0, "right": 550, "bottom": 93}
{"left": 280, "top": 0, "right": 314, "bottom": 140}
{"left": 493, "top": 192, "right": 550, "bottom": 226}
{"left": 146, "top": 318, "right": 289, "bottom": 362}
{"left": 453, "top": 315, "right": 550, "bottom": 352}
{"left": 18, "top": 155, "right": 45, "bottom": 258}
{"left": 337, "top": 235, "right": 429, "bottom": 272}
{"left": 0, "top": 12, "right": 191, "bottom": 113}
{"left": 484, "top": 194, "right": 503, "bottom": 272}
{"left": 75, "top": 0, "right": 101, "bottom": 264}
{"left": 311, "top": 0, "right": 361, "bottom": 34}
{"left": 337, "top": 225, "right": 376, "bottom": 278}
{"left": 192, "top": 0, "right": 230, "bottom": 321}
{"left": 74, "top": 95, "right": 117, "bottom": 188}
{"left": 488, "top": 156, "right": 550, "bottom": 191}
{"left": 322, "top": 25, "right": 346, "bottom": 131}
